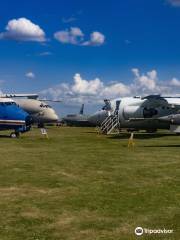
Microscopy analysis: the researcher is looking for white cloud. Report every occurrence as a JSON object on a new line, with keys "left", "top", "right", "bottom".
{"left": 70, "top": 27, "right": 83, "bottom": 37}
{"left": 54, "top": 27, "right": 84, "bottom": 45}
{"left": 72, "top": 73, "right": 103, "bottom": 95}
{"left": 83, "top": 31, "right": 105, "bottom": 46}
{"left": 0, "top": 18, "right": 46, "bottom": 42}
{"left": 89, "top": 31, "right": 105, "bottom": 45}
{"left": 40, "top": 73, "right": 130, "bottom": 105}
{"left": 167, "top": 0, "right": 180, "bottom": 7}
{"left": 54, "top": 27, "right": 105, "bottom": 46}
{"left": 40, "top": 69, "right": 180, "bottom": 106}
{"left": 131, "top": 69, "right": 180, "bottom": 95}
{"left": 25, "top": 72, "right": 35, "bottom": 79}
{"left": 170, "top": 77, "right": 180, "bottom": 86}
{"left": 102, "top": 83, "right": 130, "bottom": 98}
{"left": 132, "top": 68, "right": 158, "bottom": 91}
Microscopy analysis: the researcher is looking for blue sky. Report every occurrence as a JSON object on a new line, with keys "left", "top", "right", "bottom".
{"left": 1, "top": 0, "right": 180, "bottom": 115}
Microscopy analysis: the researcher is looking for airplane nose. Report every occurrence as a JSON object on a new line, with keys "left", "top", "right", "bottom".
{"left": 88, "top": 114, "right": 98, "bottom": 125}
{"left": 51, "top": 113, "right": 59, "bottom": 122}
{"left": 55, "top": 114, "right": 59, "bottom": 121}
{"left": 88, "top": 111, "right": 109, "bottom": 126}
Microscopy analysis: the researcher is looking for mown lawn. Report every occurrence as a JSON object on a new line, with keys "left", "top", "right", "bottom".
{"left": 0, "top": 127, "right": 179, "bottom": 240}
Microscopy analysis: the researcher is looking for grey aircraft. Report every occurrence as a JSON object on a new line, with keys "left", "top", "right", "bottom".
{"left": 88, "top": 95, "right": 180, "bottom": 134}
{"left": 62, "top": 104, "right": 95, "bottom": 127}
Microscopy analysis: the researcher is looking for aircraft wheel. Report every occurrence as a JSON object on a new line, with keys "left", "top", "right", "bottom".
{"left": 38, "top": 123, "right": 44, "bottom": 128}
{"left": 10, "top": 132, "right": 20, "bottom": 138}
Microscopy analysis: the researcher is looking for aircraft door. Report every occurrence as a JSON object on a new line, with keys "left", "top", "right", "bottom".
{"left": 114, "top": 100, "right": 121, "bottom": 115}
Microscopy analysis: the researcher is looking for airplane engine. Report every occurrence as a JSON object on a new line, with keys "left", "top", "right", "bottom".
{"left": 123, "top": 106, "right": 144, "bottom": 120}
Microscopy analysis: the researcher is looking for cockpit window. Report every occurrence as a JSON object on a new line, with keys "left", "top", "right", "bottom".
{"left": 6, "top": 102, "right": 16, "bottom": 106}
{"left": 40, "top": 103, "right": 52, "bottom": 108}
{"left": 0, "top": 102, "right": 16, "bottom": 106}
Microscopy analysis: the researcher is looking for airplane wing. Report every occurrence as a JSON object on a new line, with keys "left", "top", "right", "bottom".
{"left": 1, "top": 94, "right": 39, "bottom": 99}
{"left": 1, "top": 94, "right": 62, "bottom": 102}
{"left": 38, "top": 99, "right": 62, "bottom": 102}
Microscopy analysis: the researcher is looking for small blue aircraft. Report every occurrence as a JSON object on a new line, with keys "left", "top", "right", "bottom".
{"left": 0, "top": 97, "right": 32, "bottom": 137}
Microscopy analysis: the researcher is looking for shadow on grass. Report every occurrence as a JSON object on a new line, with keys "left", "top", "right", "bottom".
{"left": 84, "top": 131, "right": 99, "bottom": 134}
{"left": 144, "top": 144, "right": 180, "bottom": 148}
{"left": 0, "top": 134, "right": 11, "bottom": 138}
{"left": 108, "top": 133, "right": 175, "bottom": 140}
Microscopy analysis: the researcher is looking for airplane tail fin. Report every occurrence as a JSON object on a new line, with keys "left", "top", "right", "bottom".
{"left": 79, "top": 104, "right": 84, "bottom": 114}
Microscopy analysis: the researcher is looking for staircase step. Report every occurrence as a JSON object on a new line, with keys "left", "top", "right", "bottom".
{"left": 100, "top": 114, "right": 120, "bottom": 134}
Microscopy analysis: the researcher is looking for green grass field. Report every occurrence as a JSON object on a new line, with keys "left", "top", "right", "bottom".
{"left": 0, "top": 126, "right": 179, "bottom": 240}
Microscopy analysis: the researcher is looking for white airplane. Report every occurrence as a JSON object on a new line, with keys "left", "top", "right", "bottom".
{"left": 88, "top": 95, "right": 180, "bottom": 134}
{"left": 1, "top": 94, "right": 59, "bottom": 127}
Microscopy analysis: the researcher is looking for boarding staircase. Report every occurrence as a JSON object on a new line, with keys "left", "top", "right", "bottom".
{"left": 100, "top": 100, "right": 121, "bottom": 134}
{"left": 100, "top": 114, "right": 120, "bottom": 134}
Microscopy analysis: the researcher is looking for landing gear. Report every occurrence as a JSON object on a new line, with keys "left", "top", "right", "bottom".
{"left": 10, "top": 132, "right": 20, "bottom": 138}
{"left": 38, "top": 123, "right": 44, "bottom": 128}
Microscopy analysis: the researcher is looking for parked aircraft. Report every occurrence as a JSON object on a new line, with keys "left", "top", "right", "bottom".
{"left": 62, "top": 104, "right": 95, "bottom": 127}
{"left": 88, "top": 95, "right": 180, "bottom": 134}
{"left": 88, "top": 99, "right": 113, "bottom": 126}
{"left": 2, "top": 94, "right": 59, "bottom": 127}
{"left": 0, "top": 97, "right": 32, "bottom": 137}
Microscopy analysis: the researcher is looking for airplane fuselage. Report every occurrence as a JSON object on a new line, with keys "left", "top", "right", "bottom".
{"left": 0, "top": 98, "right": 31, "bottom": 133}
{"left": 62, "top": 114, "right": 95, "bottom": 127}
{"left": 14, "top": 99, "right": 59, "bottom": 124}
